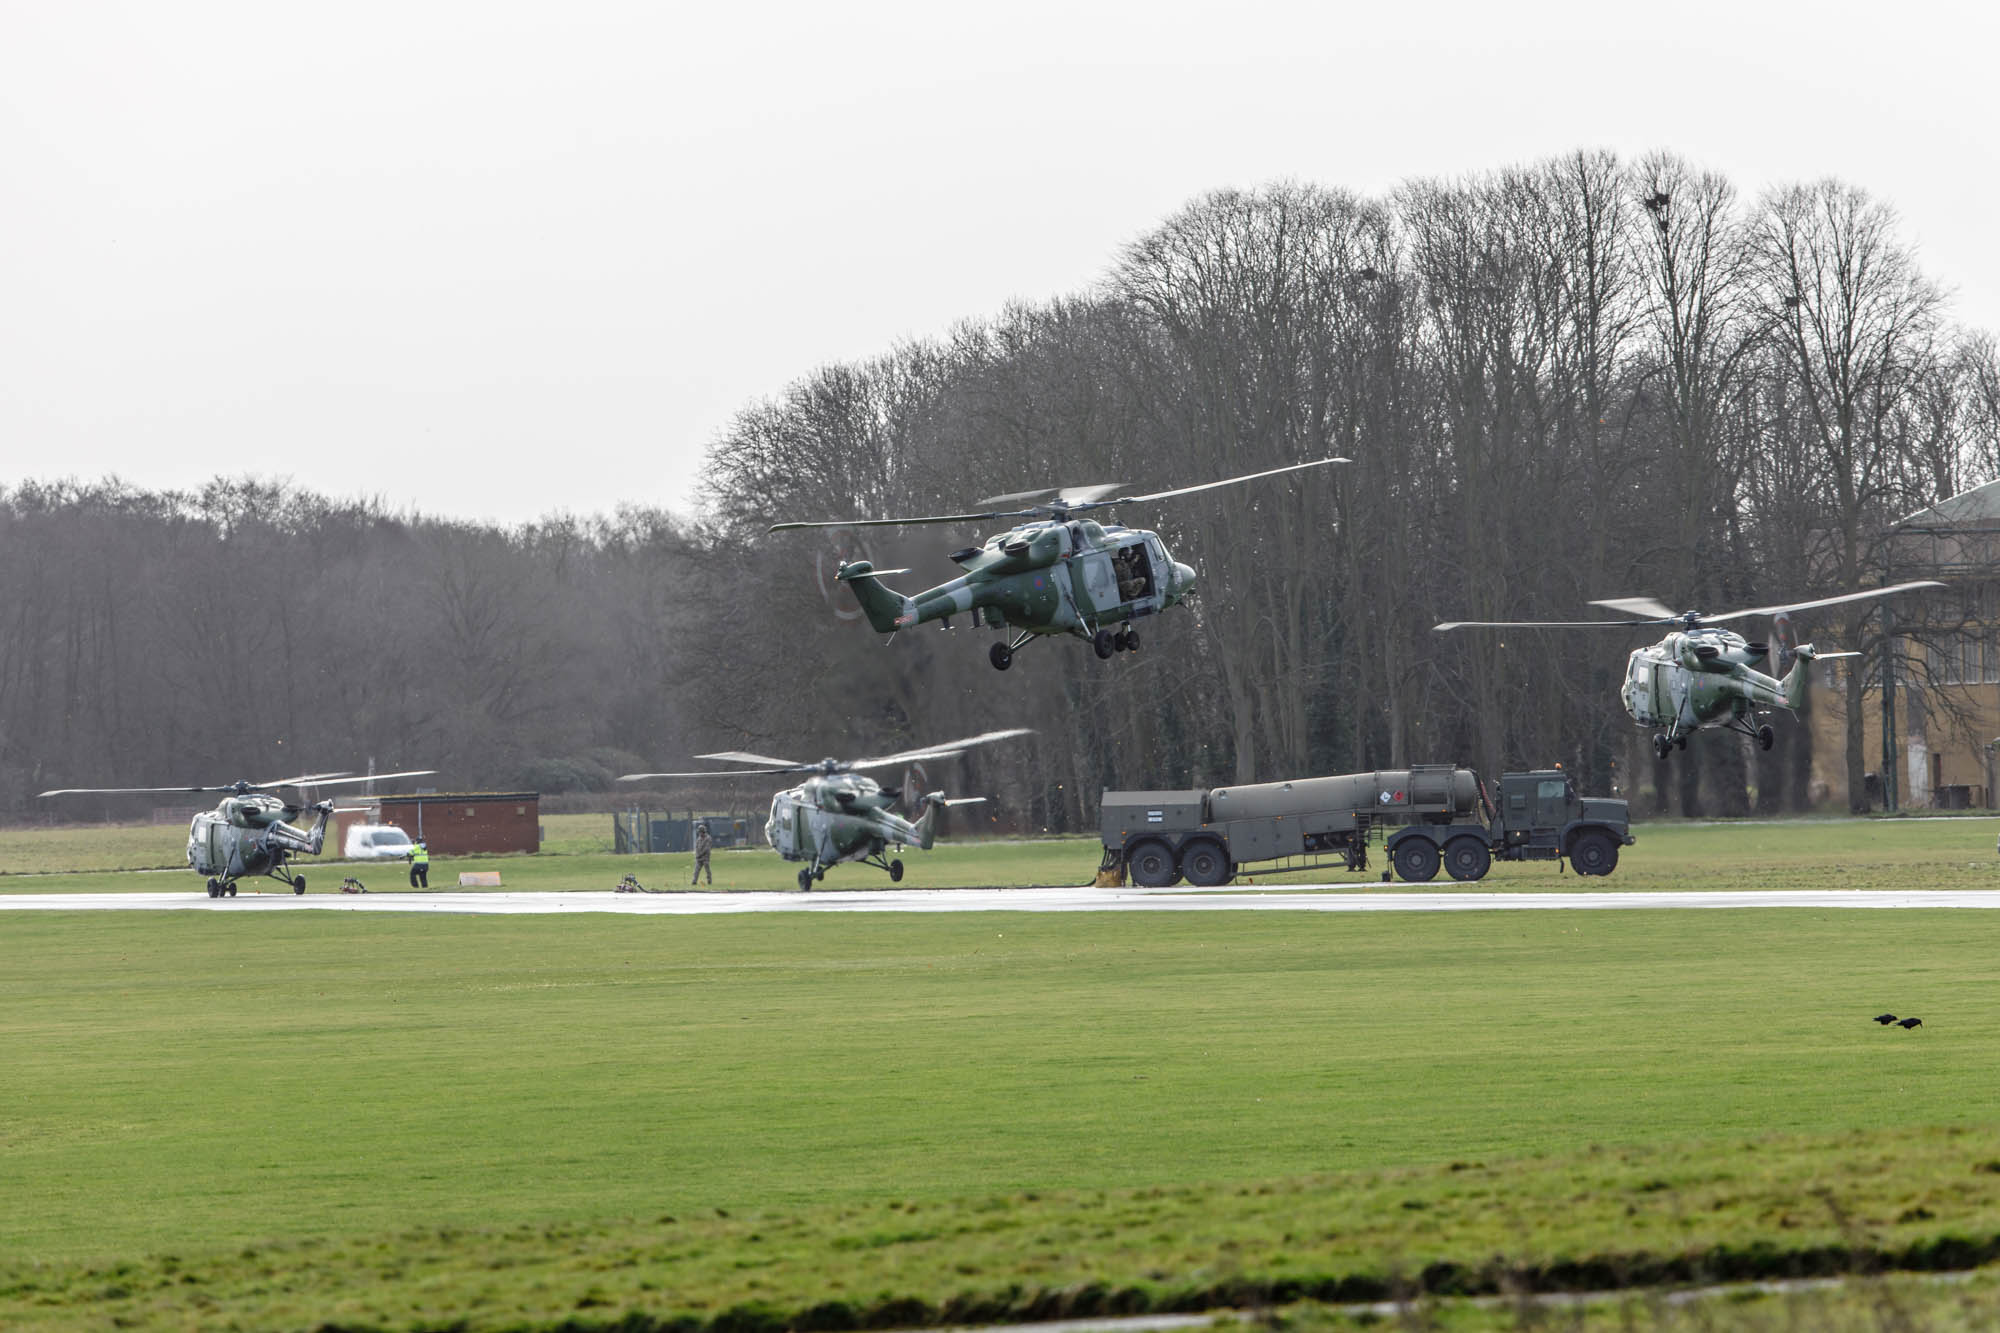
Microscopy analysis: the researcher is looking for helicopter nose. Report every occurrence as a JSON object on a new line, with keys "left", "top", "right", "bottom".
{"left": 1169, "top": 562, "right": 1197, "bottom": 601}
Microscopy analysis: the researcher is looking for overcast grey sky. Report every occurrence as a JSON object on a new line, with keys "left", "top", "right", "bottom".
{"left": 4, "top": 0, "right": 1996, "bottom": 526}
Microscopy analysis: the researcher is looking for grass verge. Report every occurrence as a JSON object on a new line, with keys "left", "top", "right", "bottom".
{"left": 5, "top": 907, "right": 2000, "bottom": 1328}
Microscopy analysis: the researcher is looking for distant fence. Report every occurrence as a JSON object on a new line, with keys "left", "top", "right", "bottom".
{"left": 612, "top": 812, "right": 757, "bottom": 855}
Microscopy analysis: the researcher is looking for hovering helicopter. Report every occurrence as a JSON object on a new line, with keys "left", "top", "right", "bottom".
{"left": 770, "top": 458, "right": 1349, "bottom": 670}
{"left": 619, "top": 729, "right": 1031, "bottom": 891}
{"left": 1435, "top": 583, "right": 1943, "bottom": 759}
{"left": 38, "top": 770, "right": 436, "bottom": 896}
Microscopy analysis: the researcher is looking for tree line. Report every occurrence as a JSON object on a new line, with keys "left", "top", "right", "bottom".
{"left": 10, "top": 150, "right": 1999, "bottom": 827}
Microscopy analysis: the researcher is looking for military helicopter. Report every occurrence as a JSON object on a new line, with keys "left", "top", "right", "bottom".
{"left": 1435, "top": 583, "right": 1943, "bottom": 759}
{"left": 770, "top": 458, "right": 1349, "bottom": 670}
{"left": 38, "top": 770, "right": 435, "bottom": 896}
{"left": 618, "top": 729, "right": 1030, "bottom": 890}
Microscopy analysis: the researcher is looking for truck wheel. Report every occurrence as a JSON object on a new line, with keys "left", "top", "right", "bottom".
{"left": 1443, "top": 837, "right": 1491, "bottom": 882}
{"left": 1179, "top": 838, "right": 1232, "bottom": 887}
{"left": 1570, "top": 830, "right": 1619, "bottom": 876}
{"left": 1392, "top": 838, "right": 1441, "bottom": 884}
{"left": 1126, "top": 839, "right": 1177, "bottom": 888}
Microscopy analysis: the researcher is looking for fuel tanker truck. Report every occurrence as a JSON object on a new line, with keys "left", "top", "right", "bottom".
{"left": 1098, "top": 764, "right": 1631, "bottom": 886}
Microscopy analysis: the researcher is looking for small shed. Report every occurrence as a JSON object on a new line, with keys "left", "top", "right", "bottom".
{"left": 377, "top": 792, "right": 540, "bottom": 855}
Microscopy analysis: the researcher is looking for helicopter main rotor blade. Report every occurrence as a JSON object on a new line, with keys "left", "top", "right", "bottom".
{"left": 262, "top": 770, "right": 438, "bottom": 790}
{"left": 846, "top": 727, "right": 1035, "bottom": 772}
{"left": 1086, "top": 457, "right": 1351, "bottom": 508}
{"left": 254, "top": 770, "right": 354, "bottom": 789}
{"left": 39, "top": 768, "right": 437, "bottom": 799}
{"left": 1434, "top": 618, "right": 1662, "bottom": 631}
{"left": 1703, "top": 581, "right": 1947, "bottom": 624}
{"left": 38, "top": 783, "right": 241, "bottom": 797}
{"left": 770, "top": 460, "right": 1345, "bottom": 532}
{"left": 695, "top": 750, "right": 809, "bottom": 768}
{"left": 617, "top": 767, "right": 802, "bottom": 780}
{"left": 1588, "top": 597, "right": 1679, "bottom": 620}
{"left": 974, "top": 482, "right": 1129, "bottom": 508}
{"left": 978, "top": 486, "right": 1063, "bottom": 508}
{"left": 769, "top": 509, "right": 1031, "bottom": 533}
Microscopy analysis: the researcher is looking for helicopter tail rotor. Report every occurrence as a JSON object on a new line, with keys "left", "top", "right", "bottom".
{"left": 1773, "top": 610, "right": 1798, "bottom": 674}
{"left": 898, "top": 761, "right": 931, "bottom": 816}
{"left": 911, "top": 792, "right": 987, "bottom": 849}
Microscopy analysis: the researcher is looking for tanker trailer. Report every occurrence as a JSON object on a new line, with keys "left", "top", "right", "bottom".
{"left": 1099, "top": 765, "right": 1629, "bottom": 886}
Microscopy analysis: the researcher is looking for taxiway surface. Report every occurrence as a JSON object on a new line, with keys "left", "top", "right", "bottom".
{"left": 4, "top": 887, "right": 2000, "bottom": 914}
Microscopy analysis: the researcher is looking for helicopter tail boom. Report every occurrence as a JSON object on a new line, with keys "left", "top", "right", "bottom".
{"left": 1779, "top": 644, "right": 1857, "bottom": 710}
{"left": 263, "top": 800, "right": 336, "bottom": 857}
{"left": 912, "top": 793, "right": 941, "bottom": 850}
{"left": 837, "top": 561, "right": 920, "bottom": 633}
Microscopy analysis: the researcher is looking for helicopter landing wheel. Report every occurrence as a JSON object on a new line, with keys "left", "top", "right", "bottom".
{"left": 1093, "top": 629, "right": 1116, "bottom": 659}
{"left": 293, "top": 875, "right": 307, "bottom": 895}
{"left": 206, "top": 878, "right": 220, "bottom": 898}
{"left": 1675, "top": 734, "right": 1688, "bottom": 751}
{"left": 798, "top": 867, "right": 813, "bottom": 892}
{"left": 1757, "top": 723, "right": 1775, "bottom": 751}
{"left": 989, "top": 642, "right": 1013, "bottom": 671}
{"left": 889, "top": 858, "right": 904, "bottom": 883}
{"left": 1652, "top": 733, "right": 1672, "bottom": 760}
{"left": 1123, "top": 628, "right": 1138, "bottom": 652}
{"left": 225, "top": 882, "right": 237, "bottom": 898}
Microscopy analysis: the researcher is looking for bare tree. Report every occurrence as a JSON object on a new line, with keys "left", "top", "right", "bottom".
{"left": 1752, "top": 179, "right": 1947, "bottom": 809}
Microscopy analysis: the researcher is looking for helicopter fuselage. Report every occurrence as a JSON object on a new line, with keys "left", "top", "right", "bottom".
{"left": 838, "top": 519, "right": 1197, "bottom": 655}
{"left": 1619, "top": 627, "right": 1812, "bottom": 738}
{"left": 187, "top": 796, "right": 332, "bottom": 890}
{"left": 765, "top": 773, "right": 935, "bottom": 868}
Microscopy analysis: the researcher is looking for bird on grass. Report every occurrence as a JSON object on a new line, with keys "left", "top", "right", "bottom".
{"left": 1874, "top": 1013, "right": 1898, "bottom": 1025}
{"left": 1899, "top": 1017, "right": 1924, "bottom": 1030}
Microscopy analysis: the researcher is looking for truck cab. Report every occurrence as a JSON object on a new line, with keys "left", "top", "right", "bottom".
{"left": 1492, "top": 771, "right": 1576, "bottom": 850}
{"left": 1381, "top": 767, "right": 1631, "bottom": 881}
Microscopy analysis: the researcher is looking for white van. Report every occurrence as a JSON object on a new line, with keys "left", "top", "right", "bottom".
{"left": 344, "top": 824, "right": 415, "bottom": 861}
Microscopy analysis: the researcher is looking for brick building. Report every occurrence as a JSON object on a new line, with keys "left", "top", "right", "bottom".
{"left": 1808, "top": 479, "right": 2000, "bottom": 808}
{"left": 376, "top": 792, "right": 541, "bottom": 855}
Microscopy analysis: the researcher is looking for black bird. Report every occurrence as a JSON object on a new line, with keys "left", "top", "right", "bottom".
{"left": 1899, "top": 1017, "right": 1923, "bottom": 1030}
{"left": 1874, "top": 1013, "right": 1898, "bottom": 1025}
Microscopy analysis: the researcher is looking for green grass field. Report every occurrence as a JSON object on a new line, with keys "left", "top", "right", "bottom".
{"left": 7, "top": 818, "right": 2000, "bottom": 1330}
{"left": 8, "top": 811, "right": 2000, "bottom": 895}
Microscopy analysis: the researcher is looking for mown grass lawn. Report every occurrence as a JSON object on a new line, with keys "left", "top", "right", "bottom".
{"left": 5, "top": 902, "right": 2000, "bottom": 1330}
{"left": 8, "top": 810, "right": 2000, "bottom": 896}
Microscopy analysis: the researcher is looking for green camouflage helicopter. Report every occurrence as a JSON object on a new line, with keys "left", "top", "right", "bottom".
{"left": 39, "top": 769, "right": 435, "bottom": 896}
{"left": 770, "top": 459, "right": 1348, "bottom": 670}
{"left": 1435, "top": 583, "right": 1941, "bottom": 758}
{"left": 619, "top": 729, "right": 1030, "bottom": 890}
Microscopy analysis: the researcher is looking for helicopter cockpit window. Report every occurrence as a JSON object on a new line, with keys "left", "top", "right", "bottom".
{"left": 1067, "top": 522, "right": 1085, "bottom": 552}
{"left": 1116, "top": 542, "right": 1154, "bottom": 601}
